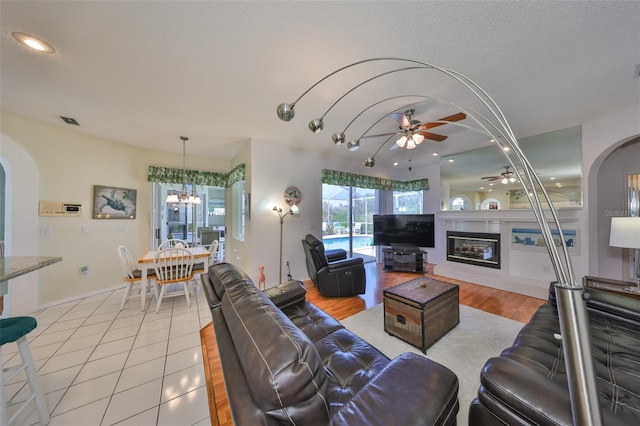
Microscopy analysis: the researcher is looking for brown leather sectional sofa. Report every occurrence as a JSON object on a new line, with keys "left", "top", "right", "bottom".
{"left": 469, "top": 278, "right": 640, "bottom": 425}
{"left": 201, "top": 262, "right": 459, "bottom": 425}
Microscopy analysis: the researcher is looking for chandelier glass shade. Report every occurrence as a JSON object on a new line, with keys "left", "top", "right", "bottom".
{"left": 395, "top": 132, "right": 424, "bottom": 150}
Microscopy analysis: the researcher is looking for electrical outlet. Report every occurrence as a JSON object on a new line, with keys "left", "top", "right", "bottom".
{"left": 82, "top": 225, "right": 90, "bottom": 235}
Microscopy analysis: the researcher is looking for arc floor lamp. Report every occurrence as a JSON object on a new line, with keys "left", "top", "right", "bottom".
{"left": 277, "top": 58, "right": 602, "bottom": 426}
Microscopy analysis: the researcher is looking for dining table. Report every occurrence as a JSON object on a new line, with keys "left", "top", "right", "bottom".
{"left": 137, "top": 246, "right": 210, "bottom": 311}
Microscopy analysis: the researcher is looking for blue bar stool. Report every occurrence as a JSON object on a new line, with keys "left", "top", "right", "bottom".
{"left": 0, "top": 316, "right": 50, "bottom": 425}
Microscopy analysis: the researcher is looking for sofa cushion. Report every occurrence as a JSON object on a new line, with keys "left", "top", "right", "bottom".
{"left": 314, "top": 328, "right": 391, "bottom": 415}
{"left": 222, "top": 276, "right": 331, "bottom": 424}
{"left": 283, "top": 302, "right": 344, "bottom": 343}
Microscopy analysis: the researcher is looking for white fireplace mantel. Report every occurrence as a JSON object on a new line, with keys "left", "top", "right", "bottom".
{"left": 439, "top": 207, "right": 581, "bottom": 223}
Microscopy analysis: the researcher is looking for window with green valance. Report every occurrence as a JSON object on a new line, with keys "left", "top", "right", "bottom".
{"left": 321, "top": 169, "right": 428, "bottom": 191}
{"left": 147, "top": 163, "right": 245, "bottom": 188}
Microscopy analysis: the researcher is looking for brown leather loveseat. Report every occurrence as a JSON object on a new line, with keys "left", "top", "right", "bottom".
{"left": 201, "top": 262, "right": 459, "bottom": 425}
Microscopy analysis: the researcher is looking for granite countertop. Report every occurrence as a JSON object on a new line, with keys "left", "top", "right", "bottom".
{"left": 0, "top": 256, "right": 63, "bottom": 282}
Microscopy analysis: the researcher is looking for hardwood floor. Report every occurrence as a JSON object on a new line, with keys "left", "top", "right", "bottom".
{"left": 199, "top": 262, "right": 547, "bottom": 425}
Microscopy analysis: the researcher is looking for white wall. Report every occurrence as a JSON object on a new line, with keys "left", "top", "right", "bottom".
{"left": 0, "top": 133, "right": 40, "bottom": 315}
{"left": 1, "top": 111, "right": 230, "bottom": 309}
{"left": 242, "top": 139, "right": 400, "bottom": 287}
{"left": 583, "top": 102, "right": 640, "bottom": 279}
{"left": 3, "top": 100, "right": 638, "bottom": 309}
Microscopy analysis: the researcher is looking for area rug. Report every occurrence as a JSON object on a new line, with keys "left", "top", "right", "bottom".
{"left": 340, "top": 303, "right": 524, "bottom": 426}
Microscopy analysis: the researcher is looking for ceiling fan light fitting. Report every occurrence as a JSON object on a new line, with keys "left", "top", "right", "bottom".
{"left": 414, "top": 133, "right": 425, "bottom": 145}
{"left": 396, "top": 136, "right": 407, "bottom": 148}
{"left": 406, "top": 139, "right": 417, "bottom": 149}
{"left": 364, "top": 157, "right": 375, "bottom": 167}
{"left": 277, "top": 103, "right": 295, "bottom": 121}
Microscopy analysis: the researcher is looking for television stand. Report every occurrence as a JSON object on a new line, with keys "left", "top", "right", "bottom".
{"left": 383, "top": 246, "right": 426, "bottom": 273}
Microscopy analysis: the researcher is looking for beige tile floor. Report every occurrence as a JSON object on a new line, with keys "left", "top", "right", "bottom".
{"left": 1, "top": 282, "right": 212, "bottom": 425}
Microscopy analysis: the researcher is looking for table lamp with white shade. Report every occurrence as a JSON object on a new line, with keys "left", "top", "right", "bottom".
{"left": 609, "top": 216, "right": 640, "bottom": 287}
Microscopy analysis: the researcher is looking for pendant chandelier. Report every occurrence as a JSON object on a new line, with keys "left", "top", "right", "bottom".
{"left": 165, "top": 136, "right": 201, "bottom": 204}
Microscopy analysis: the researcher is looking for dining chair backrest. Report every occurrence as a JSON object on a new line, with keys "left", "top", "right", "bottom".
{"left": 208, "top": 240, "right": 219, "bottom": 258}
{"left": 117, "top": 245, "right": 138, "bottom": 280}
{"left": 153, "top": 247, "right": 194, "bottom": 283}
{"left": 200, "top": 230, "right": 220, "bottom": 248}
{"left": 158, "top": 238, "right": 189, "bottom": 250}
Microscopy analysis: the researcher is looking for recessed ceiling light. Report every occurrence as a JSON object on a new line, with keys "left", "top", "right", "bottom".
{"left": 432, "top": 152, "right": 439, "bottom": 156}
{"left": 502, "top": 146, "right": 510, "bottom": 152}
{"left": 393, "top": 162, "right": 399, "bottom": 166}
{"left": 12, "top": 32, "right": 55, "bottom": 54}
{"left": 448, "top": 158, "right": 455, "bottom": 163}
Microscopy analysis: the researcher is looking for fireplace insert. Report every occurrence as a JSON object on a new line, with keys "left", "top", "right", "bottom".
{"left": 447, "top": 231, "right": 501, "bottom": 269}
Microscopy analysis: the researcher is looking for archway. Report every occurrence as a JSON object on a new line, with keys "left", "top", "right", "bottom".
{"left": 588, "top": 136, "right": 640, "bottom": 279}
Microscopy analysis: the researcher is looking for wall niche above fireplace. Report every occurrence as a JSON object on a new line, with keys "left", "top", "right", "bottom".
{"left": 447, "top": 231, "right": 501, "bottom": 269}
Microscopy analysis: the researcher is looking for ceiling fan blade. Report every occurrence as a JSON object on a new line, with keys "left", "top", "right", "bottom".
{"left": 361, "top": 132, "right": 399, "bottom": 139}
{"left": 480, "top": 176, "right": 500, "bottom": 181}
{"left": 388, "top": 143, "right": 399, "bottom": 151}
{"left": 391, "top": 112, "right": 411, "bottom": 128}
{"left": 419, "top": 112, "right": 467, "bottom": 129}
{"left": 417, "top": 131, "right": 447, "bottom": 142}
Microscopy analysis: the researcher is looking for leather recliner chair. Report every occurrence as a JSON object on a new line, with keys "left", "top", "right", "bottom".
{"left": 301, "top": 234, "right": 366, "bottom": 297}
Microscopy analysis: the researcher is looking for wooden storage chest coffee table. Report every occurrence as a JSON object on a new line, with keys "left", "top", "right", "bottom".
{"left": 384, "top": 277, "right": 459, "bottom": 353}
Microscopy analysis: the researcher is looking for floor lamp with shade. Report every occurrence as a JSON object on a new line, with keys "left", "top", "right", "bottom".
{"left": 609, "top": 216, "right": 640, "bottom": 291}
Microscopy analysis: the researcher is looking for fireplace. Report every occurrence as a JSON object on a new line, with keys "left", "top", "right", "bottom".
{"left": 447, "top": 231, "right": 501, "bottom": 269}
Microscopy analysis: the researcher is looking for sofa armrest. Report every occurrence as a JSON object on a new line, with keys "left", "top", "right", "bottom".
{"left": 262, "top": 279, "right": 306, "bottom": 310}
{"left": 325, "top": 257, "right": 363, "bottom": 272}
{"left": 332, "top": 353, "right": 459, "bottom": 426}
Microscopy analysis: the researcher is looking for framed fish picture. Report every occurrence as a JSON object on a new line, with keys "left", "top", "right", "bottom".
{"left": 93, "top": 185, "right": 137, "bottom": 219}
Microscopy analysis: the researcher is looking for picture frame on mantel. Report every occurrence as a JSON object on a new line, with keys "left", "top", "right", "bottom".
{"left": 93, "top": 185, "right": 137, "bottom": 219}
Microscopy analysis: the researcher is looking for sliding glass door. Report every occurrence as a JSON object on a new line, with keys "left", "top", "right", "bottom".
{"left": 322, "top": 184, "right": 376, "bottom": 261}
{"left": 151, "top": 182, "right": 226, "bottom": 259}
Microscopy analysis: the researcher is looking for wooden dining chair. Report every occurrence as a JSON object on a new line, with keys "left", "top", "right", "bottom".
{"left": 157, "top": 238, "right": 189, "bottom": 250}
{"left": 192, "top": 240, "right": 219, "bottom": 294}
{"left": 117, "top": 245, "right": 156, "bottom": 310}
{"left": 152, "top": 247, "right": 194, "bottom": 313}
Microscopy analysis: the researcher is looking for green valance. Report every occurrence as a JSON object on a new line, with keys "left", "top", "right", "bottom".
{"left": 321, "top": 169, "right": 428, "bottom": 191}
{"left": 147, "top": 163, "right": 245, "bottom": 188}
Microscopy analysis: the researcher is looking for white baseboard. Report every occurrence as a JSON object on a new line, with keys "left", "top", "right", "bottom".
{"left": 433, "top": 263, "right": 550, "bottom": 299}
{"left": 38, "top": 283, "right": 126, "bottom": 311}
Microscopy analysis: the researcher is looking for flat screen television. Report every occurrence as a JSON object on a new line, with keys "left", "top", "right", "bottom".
{"left": 373, "top": 214, "right": 435, "bottom": 248}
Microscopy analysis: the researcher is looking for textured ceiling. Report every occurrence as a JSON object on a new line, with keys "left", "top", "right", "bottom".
{"left": 1, "top": 1, "right": 639, "bottom": 180}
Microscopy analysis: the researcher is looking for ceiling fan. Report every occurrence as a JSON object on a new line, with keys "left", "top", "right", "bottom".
{"left": 481, "top": 166, "right": 517, "bottom": 184}
{"left": 384, "top": 109, "right": 466, "bottom": 150}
